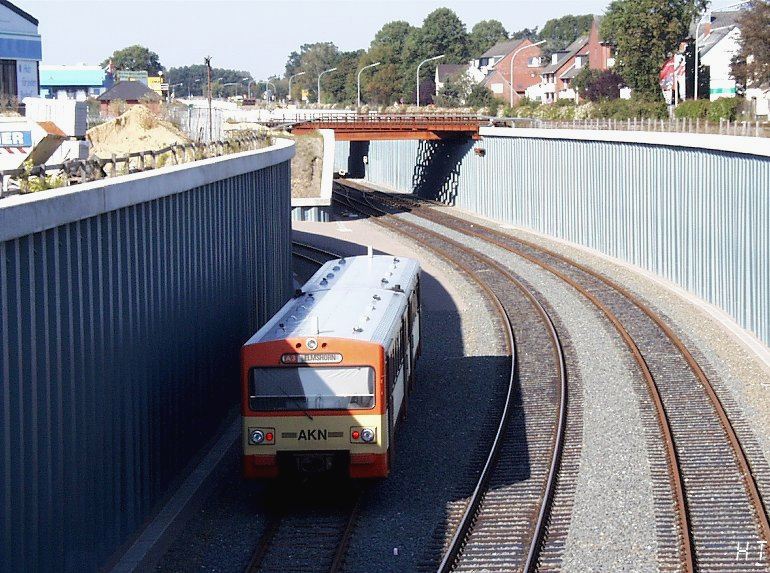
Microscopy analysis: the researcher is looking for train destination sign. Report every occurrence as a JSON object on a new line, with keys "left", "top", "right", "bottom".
{"left": 280, "top": 353, "right": 343, "bottom": 364}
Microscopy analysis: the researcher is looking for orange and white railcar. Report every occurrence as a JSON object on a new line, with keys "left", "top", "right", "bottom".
{"left": 242, "top": 254, "right": 421, "bottom": 479}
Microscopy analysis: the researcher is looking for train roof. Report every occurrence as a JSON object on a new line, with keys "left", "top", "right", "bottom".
{"left": 304, "top": 254, "right": 419, "bottom": 294}
{"left": 245, "top": 255, "right": 420, "bottom": 347}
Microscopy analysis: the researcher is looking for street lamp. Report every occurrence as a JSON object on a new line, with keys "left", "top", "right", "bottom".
{"left": 263, "top": 80, "right": 277, "bottom": 101}
{"left": 223, "top": 81, "right": 239, "bottom": 96}
{"left": 357, "top": 62, "right": 381, "bottom": 108}
{"left": 416, "top": 54, "right": 444, "bottom": 108}
{"left": 510, "top": 40, "right": 546, "bottom": 108}
{"left": 317, "top": 67, "right": 337, "bottom": 104}
{"left": 288, "top": 71, "right": 306, "bottom": 103}
{"left": 694, "top": 11, "right": 711, "bottom": 101}
{"left": 243, "top": 78, "right": 254, "bottom": 98}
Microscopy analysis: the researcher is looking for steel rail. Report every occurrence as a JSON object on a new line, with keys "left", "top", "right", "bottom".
{"left": 360, "top": 185, "right": 698, "bottom": 571}
{"left": 394, "top": 189, "right": 770, "bottom": 555}
{"left": 334, "top": 187, "right": 568, "bottom": 572}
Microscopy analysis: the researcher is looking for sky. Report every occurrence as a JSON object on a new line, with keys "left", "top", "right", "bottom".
{"left": 23, "top": 0, "right": 613, "bottom": 79}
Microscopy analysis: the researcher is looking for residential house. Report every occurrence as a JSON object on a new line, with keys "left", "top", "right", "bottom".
{"left": 435, "top": 64, "right": 470, "bottom": 95}
{"left": 0, "top": 0, "right": 42, "bottom": 102}
{"left": 478, "top": 38, "right": 544, "bottom": 104}
{"left": 530, "top": 16, "right": 613, "bottom": 103}
{"left": 695, "top": 10, "right": 742, "bottom": 100}
{"left": 97, "top": 80, "right": 161, "bottom": 114}
{"left": 40, "top": 64, "right": 112, "bottom": 100}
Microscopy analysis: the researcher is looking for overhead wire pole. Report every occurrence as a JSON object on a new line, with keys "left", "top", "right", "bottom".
{"left": 204, "top": 56, "right": 212, "bottom": 142}
{"left": 317, "top": 67, "right": 337, "bottom": 104}
{"left": 288, "top": 71, "right": 305, "bottom": 103}
{"left": 509, "top": 40, "right": 546, "bottom": 108}
{"left": 357, "top": 62, "right": 381, "bottom": 109}
{"left": 263, "top": 80, "right": 277, "bottom": 101}
{"left": 416, "top": 54, "right": 444, "bottom": 108}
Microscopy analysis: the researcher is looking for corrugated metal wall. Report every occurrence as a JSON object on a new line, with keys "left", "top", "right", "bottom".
{"left": 0, "top": 159, "right": 292, "bottom": 572}
{"left": 342, "top": 135, "right": 770, "bottom": 348}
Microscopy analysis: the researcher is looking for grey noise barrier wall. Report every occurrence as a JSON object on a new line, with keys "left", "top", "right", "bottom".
{"left": 0, "top": 138, "right": 295, "bottom": 572}
{"left": 335, "top": 129, "right": 770, "bottom": 350}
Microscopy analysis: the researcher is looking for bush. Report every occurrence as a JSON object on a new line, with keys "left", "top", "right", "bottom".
{"left": 674, "top": 99, "right": 710, "bottom": 119}
{"left": 707, "top": 97, "right": 741, "bottom": 121}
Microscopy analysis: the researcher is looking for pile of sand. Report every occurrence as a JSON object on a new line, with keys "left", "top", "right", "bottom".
{"left": 87, "top": 105, "right": 191, "bottom": 158}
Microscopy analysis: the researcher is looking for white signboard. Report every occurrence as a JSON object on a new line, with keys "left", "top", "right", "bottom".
{"left": 16, "top": 60, "right": 38, "bottom": 99}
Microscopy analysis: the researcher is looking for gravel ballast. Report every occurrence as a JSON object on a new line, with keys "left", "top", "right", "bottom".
{"left": 403, "top": 212, "right": 663, "bottom": 571}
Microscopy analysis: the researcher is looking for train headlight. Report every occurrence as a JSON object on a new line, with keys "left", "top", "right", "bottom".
{"left": 250, "top": 429, "right": 265, "bottom": 444}
{"left": 361, "top": 428, "right": 375, "bottom": 443}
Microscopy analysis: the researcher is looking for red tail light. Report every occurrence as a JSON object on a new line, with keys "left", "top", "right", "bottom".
{"left": 265, "top": 432, "right": 274, "bottom": 441}
{"left": 352, "top": 430, "right": 360, "bottom": 440}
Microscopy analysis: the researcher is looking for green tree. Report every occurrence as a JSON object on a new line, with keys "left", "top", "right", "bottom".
{"left": 435, "top": 73, "right": 472, "bottom": 106}
{"left": 284, "top": 42, "right": 340, "bottom": 102}
{"left": 538, "top": 15, "right": 593, "bottom": 56}
{"left": 362, "top": 21, "right": 416, "bottom": 104}
{"left": 511, "top": 27, "right": 539, "bottom": 41}
{"left": 601, "top": 0, "right": 707, "bottom": 96}
{"left": 468, "top": 20, "right": 509, "bottom": 56}
{"left": 419, "top": 8, "right": 470, "bottom": 63}
{"left": 401, "top": 8, "right": 469, "bottom": 103}
{"left": 101, "top": 45, "right": 163, "bottom": 75}
{"left": 732, "top": 1, "right": 770, "bottom": 88}
{"left": 167, "top": 65, "right": 253, "bottom": 97}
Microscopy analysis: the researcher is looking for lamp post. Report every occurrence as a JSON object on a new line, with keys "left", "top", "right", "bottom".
{"left": 317, "top": 67, "right": 337, "bottom": 104}
{"left": 416, "top": 54, "right": 444, "bottom": 108}
{"left": 170, "top": 82, "right": 183, "bottom": 101}
{"left": 509, "top": 40, "right": 546, "bottom": 108}
{"left": 243, "top": 78, "right": 254, "bottom": 99}
{"left": 694, "top": 12, "right": 710, "bottom": 101}
{"left": 263, "top": 80, "right": 277, "bottom": 101}
{"left": 357, "top": 62, "right": 380, "bottom": 108}
{"left": 288, "top": 71, "right": 306, "bottom": 103}
{"left": 223, "top": 82, "right": 239, "bottom": 97}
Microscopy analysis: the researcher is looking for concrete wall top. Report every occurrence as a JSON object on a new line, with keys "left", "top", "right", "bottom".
{"left": 479, "top": 126, "right": 770, "bottom": 159}
{"left": 0, "top": 137, "right": 295, "bottom": 242}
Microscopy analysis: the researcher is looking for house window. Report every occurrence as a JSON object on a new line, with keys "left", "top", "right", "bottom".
{"left": 491, "top": 83, "right": 504, "bottom": 94}
{"left": 527, "top": 56, "right": 541, "bottom": 67}
{"left": 479, "top": 58, "right": 490, "bottom": 67}
{"left": 0, "top": 60, "right": 18, "bottom": 100}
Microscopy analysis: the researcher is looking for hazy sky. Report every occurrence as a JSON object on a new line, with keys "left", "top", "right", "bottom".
{"left": 23, "top": 0, "right": 613, "bottom": 79}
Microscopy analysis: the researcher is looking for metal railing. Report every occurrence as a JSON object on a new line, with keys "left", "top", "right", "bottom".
{"left": 489, "top": 117, "right": 770, "bottom": 138}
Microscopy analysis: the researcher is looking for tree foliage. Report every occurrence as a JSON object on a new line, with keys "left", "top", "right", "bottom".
{"left": 101, "top": 45, "right": 163, "bottom": 75}
{"left": 601, "top": 0, "right": 706, "bottom": 96}
{"left": 732, "top": 0, "right": 770, "bottom": 88}
{"left": 538, "top": 15, "right": 593, "bottom": 56}
{"left": 574, "top": 68, "right": 626, "bottom": 101}
{"left": 167, "top": 65, "right": 253, "bottom": 97}
{"left": 468, "top": 20, "right": 509, "bottom": 56}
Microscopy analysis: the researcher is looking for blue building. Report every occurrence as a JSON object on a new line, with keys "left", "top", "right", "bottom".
{"left": 39, "top": 64, "right": 112, "bottom": 100}
{"left": 0, "top": 0, "right": 42, "bottom": 100}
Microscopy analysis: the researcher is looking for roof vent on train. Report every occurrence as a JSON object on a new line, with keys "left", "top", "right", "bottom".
{"left": 372, "top": 294, "right": 381, "bottom": 301}
{"left": 338, "top": 258, "right": 346, "bottom": 265}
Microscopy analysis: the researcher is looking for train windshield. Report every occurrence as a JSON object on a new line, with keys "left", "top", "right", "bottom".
{"left": 249, "top": 366, "right": 376, "bottom": 411}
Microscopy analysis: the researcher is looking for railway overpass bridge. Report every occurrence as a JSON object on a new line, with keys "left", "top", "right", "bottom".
{"left": 1, "top": 123, "right": 769, "bottom": 572}
{"left": 290, "top": 114, "right": 484, "bottom": 141}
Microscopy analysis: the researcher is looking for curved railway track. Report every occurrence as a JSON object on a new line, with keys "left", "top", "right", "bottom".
{"left": 333, "top": 187, "right": 569, "bottom": 572}
{"left": 337, "top": 180, "right": 770, "bottom": 572}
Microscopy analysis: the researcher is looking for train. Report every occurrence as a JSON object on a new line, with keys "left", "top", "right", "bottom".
{"left": 241, "top": 253, "right": 422, "bottom": 478}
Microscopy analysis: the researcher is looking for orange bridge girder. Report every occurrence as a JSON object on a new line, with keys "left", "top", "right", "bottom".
{"left": 290, "top": 114, "right": 483, "bottom": 141}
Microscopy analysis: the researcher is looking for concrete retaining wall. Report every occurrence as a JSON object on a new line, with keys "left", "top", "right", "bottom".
{"left": 0, "top": 139, "right": 294, "bottom": 571}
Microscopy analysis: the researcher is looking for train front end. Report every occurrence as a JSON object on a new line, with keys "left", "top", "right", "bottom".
{"left": 241, "top": 336, "right": 388, "bottom": 479}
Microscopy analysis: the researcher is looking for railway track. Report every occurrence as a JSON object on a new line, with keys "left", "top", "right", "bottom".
{"left": 244, "top": 487, "right": 362, "bottom": 573}
{"left": 333, "top": 187, "right": 570, "bottom": 572}
{"left": 338, "top": 180, "right": 770, "bottom": 572}
{"left": 291, "top": 240, "right": 341, "bottom": 266}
